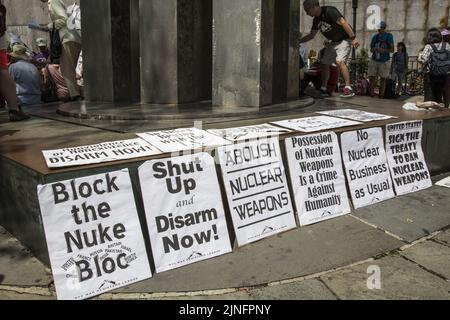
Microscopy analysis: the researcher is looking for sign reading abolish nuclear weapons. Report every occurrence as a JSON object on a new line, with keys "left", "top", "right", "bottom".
{"left": 272, "top": 116, "right": 361, "bottom": 133}
{"left": 285, "top": 132, "right": 351, "bottom": 226}
{"left": 138, "top": 152, "right": 232, "bottom": 273}
{"left": 341, "top": 128, "right": 395, "bottom": 209}
{"left": 217, "top": 137, "right": 297, "bottom": 246}
{"left": 386, "top": 121, "right": 432, "bottom": 195}
{"left": 137, "top": 128, "right": 231, "bottom": 154}
{"left": 37, "top": 169, "right": 152, "bottom": 300}
{"left": 42, "top": 139, "right": 161, "bottom": 169}
{"left": 318, "top": 109, "right": 396, "bottom": 122}
{"left": 208, "top": 124, "right": 291, "bottom": 142}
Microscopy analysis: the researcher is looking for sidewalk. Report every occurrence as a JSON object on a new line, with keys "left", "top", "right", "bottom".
{"left": 1, "top": 173, "right": 449, "bottom": 300}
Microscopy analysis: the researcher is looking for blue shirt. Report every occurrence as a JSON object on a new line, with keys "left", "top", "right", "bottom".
{"left": 8, "top": 60, "right": 41, "bottom": 106}
{"left": 371, "top": 32, "right": 394, "bottom": 63}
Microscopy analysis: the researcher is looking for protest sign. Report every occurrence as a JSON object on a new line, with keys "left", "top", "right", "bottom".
{"left": 217, "top": 137, "right": 297, "bottom": 246}
{"left": 341, "top": 128, "right": 395, "bottom": 209}
{"left": 285, "top": 132, "right": 351, "bottom": 226}
{"left": 436, "top": 176, "right": 450, "bottom": 189}
{"left": 208, "top": 124, "right": 291, "bottom": 142}
{"left": 386, "top": 121, "right": 432, "bottom": 195}
{"left": 37, "top": 169, "right": 152, "bottom": 300}
{"left": 318, "top": 109, "right": 396, "bottom": 122}
{"left": 42, "top": 138, "right": 162, "bottom": 169}
{"left": 138, "top": 152, "right": 232, "bottom": 273}
{"left": 137, "top": 128, "right": 231, "bottom": 154}
{"left": 272, "top": 116, "right": 361, "bottom": 133}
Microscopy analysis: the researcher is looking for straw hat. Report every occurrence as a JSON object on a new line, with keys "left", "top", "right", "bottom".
{"left": 9, "top": 44, "right": 31, "bottom": 60}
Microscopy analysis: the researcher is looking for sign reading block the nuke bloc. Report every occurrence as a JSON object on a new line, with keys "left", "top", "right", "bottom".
{"left": 37, "top": 169, "right": 152, "bottom": 300}
{"left": 217, "top": 137, "right": 297, "bottom": 246}
{"left": 138, "top": 153, "right": 232, "bottom": 273}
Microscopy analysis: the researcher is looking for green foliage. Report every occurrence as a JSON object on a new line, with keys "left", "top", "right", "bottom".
{"left": 356, "top": 48, "right": 369, "bottom": 77}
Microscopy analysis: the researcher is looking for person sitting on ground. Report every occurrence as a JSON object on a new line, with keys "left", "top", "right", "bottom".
{"left": 368, "top": 21, "right": 394, "bottom": 98}
{"left": 0, "top": 0, "right": 30, "bottom": 121}
{"left": 8, "top": 44, "right": 42, "bottom": 106}
{"left": 33, "top": 37, "right": 50, "bottom": 67}
{"left": 391, "top": 42, "right": 408, "bottom": 96}
{"left": 41, "top": 63, "right": 70, "bottom": 101}
{"left": 418, "top": 28, "right": 450, "bottom": 108}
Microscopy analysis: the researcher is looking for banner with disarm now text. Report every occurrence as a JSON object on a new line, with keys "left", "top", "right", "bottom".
{"left": 138, "top": 153, "right": 232, "bottom": 273}
{"left": 37, "top": 169, "right": 152, "bottom": 300}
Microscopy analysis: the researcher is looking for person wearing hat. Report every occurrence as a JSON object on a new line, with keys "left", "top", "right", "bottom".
{"left": 368, "top": 21, "right": 395, "bottom": 98}
{"left": 0, "top": 0, "right": 30, "bottom": 121}
{"left": 8, "top": 44, "right": 42, "bottom": 106}
{"left": 33, "top": 37, "right": 50, "bottom": 65}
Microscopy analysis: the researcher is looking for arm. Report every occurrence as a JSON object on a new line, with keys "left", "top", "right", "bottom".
{"left": 300, "top": 30, "right": 318, "bottom": 44}
{"left": 48, "top": 0, "right": 69, "bottom": 30}
{"left": 337, "top": 17, "right": 359, "bottom": 48}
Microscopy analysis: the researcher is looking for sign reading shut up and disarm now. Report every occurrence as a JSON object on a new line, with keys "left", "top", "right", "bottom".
{"left": 37, "top": 169, "right": 152, "bottom": 300}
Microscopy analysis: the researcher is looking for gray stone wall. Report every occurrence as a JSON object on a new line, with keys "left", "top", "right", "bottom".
{"left": 300, "top": 0, "right": 450, "bottom": 60}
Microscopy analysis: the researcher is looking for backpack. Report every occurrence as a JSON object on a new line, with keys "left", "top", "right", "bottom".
{"left": 383, "top": 79, "right": 397, "bottom": 99}
{"left": 49, "top": 23, "right": 62, "bottom": 63}
{"left": 428, "top": 43, "right": 450, "bottom": 76}
{"left": 356, "top": 77, "right": 370, "bottom": 96}
{"left": 0, "top": 4, "right": 6, "bottom": 37}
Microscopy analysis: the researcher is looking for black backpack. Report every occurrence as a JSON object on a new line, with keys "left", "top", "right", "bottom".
{"left": 49, "top": 23, "right": 62, "bottom": 63}
{"left": 428, "top": 43, "right": 450, "bottom": 76}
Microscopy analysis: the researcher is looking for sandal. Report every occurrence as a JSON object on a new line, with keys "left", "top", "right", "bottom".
{"left": 9, "top": 109, "right": 30, "bottom": 122}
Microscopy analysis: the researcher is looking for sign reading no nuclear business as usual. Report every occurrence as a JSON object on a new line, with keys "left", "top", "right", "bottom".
{"left": 341, "top": 128, "right": 395, "bottom": 209}
{"left": 217, "top": 138, "right": 297, "bottom": 246}
{"left": 42, "top": 139, "right": 161, "bottom": 168}
{"left": 386, "top": 121, "right": 432, "bottom": 195}
{"left": 138, "top": 153, "right": 232, "bottom": 273}
{"left": 285, "top": 132, "right": 351, "bottom": 226}
{"left": 37, "top": 169, "right": 152, "bottom": 300}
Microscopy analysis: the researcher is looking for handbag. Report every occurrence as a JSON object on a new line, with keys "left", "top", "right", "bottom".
{"left": 49, "top": 23, "right": 62, "bottom": 63}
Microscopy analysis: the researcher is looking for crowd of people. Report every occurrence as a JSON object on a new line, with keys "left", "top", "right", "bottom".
{"left": 0, "top": 0, "right": 82, "bottom": 122}
{"left": 299, "top": 0, "right": 450, "bottom": 108}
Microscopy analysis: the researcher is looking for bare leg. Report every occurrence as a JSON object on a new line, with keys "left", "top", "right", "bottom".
{"left": 337, "top": 61, "right": 351, "bottom": 86}
{"left": 0, "top": 69, "right": 19, "bottom": 111}
{"left": 321, "top": 64, "right": 330, "bottom": 88}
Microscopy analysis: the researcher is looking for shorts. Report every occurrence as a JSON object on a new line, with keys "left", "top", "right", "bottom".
{"left": 368, "top": 60, "right": 390, "bottom": 78}
{"left": 0, "top": 50, "right": 8, "bottom": 70}
{"left": 321, "top": 40, "right": 352, "bottom": 65}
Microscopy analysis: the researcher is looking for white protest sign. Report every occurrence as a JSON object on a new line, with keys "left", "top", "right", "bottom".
{"left": 138, "top": 152, "right": 232, "bottom": 273}
{"left": 37, "top": 169, "right": 152, "bottom": 300}
{"left": 285, "top": 132, "right": 351, "bottom": 226}
{"left": 386, "top": 121, "right": 432, "bottom": 195}
{"left": 272, "top": 116, "right": 361, "bottom": 133}
{"left": 341, "top": 128, "right": 395, "bottom": 209}
{"left": 217, "top": 137, "right": 297, "bottom": 246}
{"left": 436, "top": 176, "right": 450, "bottom": 189}
{"left": 42, "top": 138, "right": 162, "bottom": 169}
{"left": 208, "top": 124, "right": 291, "bottom": 142}
{"left": 318, "top": 109, "right": 397, "bottom": 122}
{"left": 137, "top": 128, "right": 231, "bottom": 154}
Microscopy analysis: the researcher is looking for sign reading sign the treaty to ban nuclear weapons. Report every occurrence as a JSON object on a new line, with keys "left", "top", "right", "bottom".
{"left": 285, "top": 132, "right": 351, "bottom": 226}
{"left": 137, "top": 128, "right": 231, "bottom": 154}
{"left": 217, "top": 137, "right": 297, "bottom": 246}
{"left": 208, "top": 124, "right": 291, "bottom": 142}
{"left": 272, "top": 116, "right": 361, "bottom": 133}
{"left": 37, "top": 169, "right": 152, "bottom": 300}
{"left": 341, "top": 128, "right": 395, "bottom": 209}
{"left": 386, "top": 121, "right": 432, "bottom": 196}
{"left": 138, "top": 153, "right": 232, "bottom": 273}
{"left": 317, "top": 109, "right": 397, "bottom": 123}
{"left": 42, "top": 139, "right": 162, "bottom": 169}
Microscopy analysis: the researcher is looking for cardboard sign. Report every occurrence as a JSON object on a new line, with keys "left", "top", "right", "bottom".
{"left": 137, "top": 128, "right": 230, "bottom": 154}
{"left": 386, "top": 121, "right": 432, "bottom": 195}
{"left": 42, "top": 139, "right": 161, "bottom": 169}
{"left": 208, "top": 124, "right": 291, "bottom": 142}
{"left": 318, "top": 109, "right": 397, "bottom": 122}
{"left": 341, "top": 128, "right": 395, "bottom": 209}
{"left": 217, "top": 138, "right": 297, "bottom": 246}
{"left": 272, "top": 116, "right": 361, "bottom": 133}
{"left": 285, "top": 132, "right": 351, "bottom": 226}
{"left": 37, "top": 169, "right": 152, "bottom": 300}
{"left": 138, "top": 153, "right": 232, "bottom": 273}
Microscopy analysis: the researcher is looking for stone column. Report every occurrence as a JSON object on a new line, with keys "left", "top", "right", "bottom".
{"left": 139, "top": 0, "right": 212, "bottom": 104}
{"left": 81, "top": 0, "right": 140, "bottom": 102}
{"left": 213, "top": 0, "right": 299, "bottom": 107}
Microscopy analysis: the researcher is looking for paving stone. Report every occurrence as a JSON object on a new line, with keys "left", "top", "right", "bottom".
{"left": 321, "top": 256, "right": 450, "bottom": 300}
{"left": 115, "top": 215, "right": 403, "bottom": 293}
{"left": 0, "top": 290, "right": 55, "bottom": 300}
{"left": 354, "top": 185, "right": 450, "bottom": 243}
{"left": 401, "top": 241, "right": 450, "bottom": 280}
{"left": 435, "top": 229, "right": 450, "bottom": 245}
{"left": 248, "top": 279, "right": 336, "bottom": 300}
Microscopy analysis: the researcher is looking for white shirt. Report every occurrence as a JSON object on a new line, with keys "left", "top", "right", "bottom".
{"left": 47, "top": 0, "right": 81, "bottom": 44}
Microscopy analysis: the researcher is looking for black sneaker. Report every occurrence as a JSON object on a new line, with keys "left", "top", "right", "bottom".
{"left": 319, "top": 88, "right": 330, "bottom": 98}
{"left": 9, "top": 109, "right": 30, "bottom": 122}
